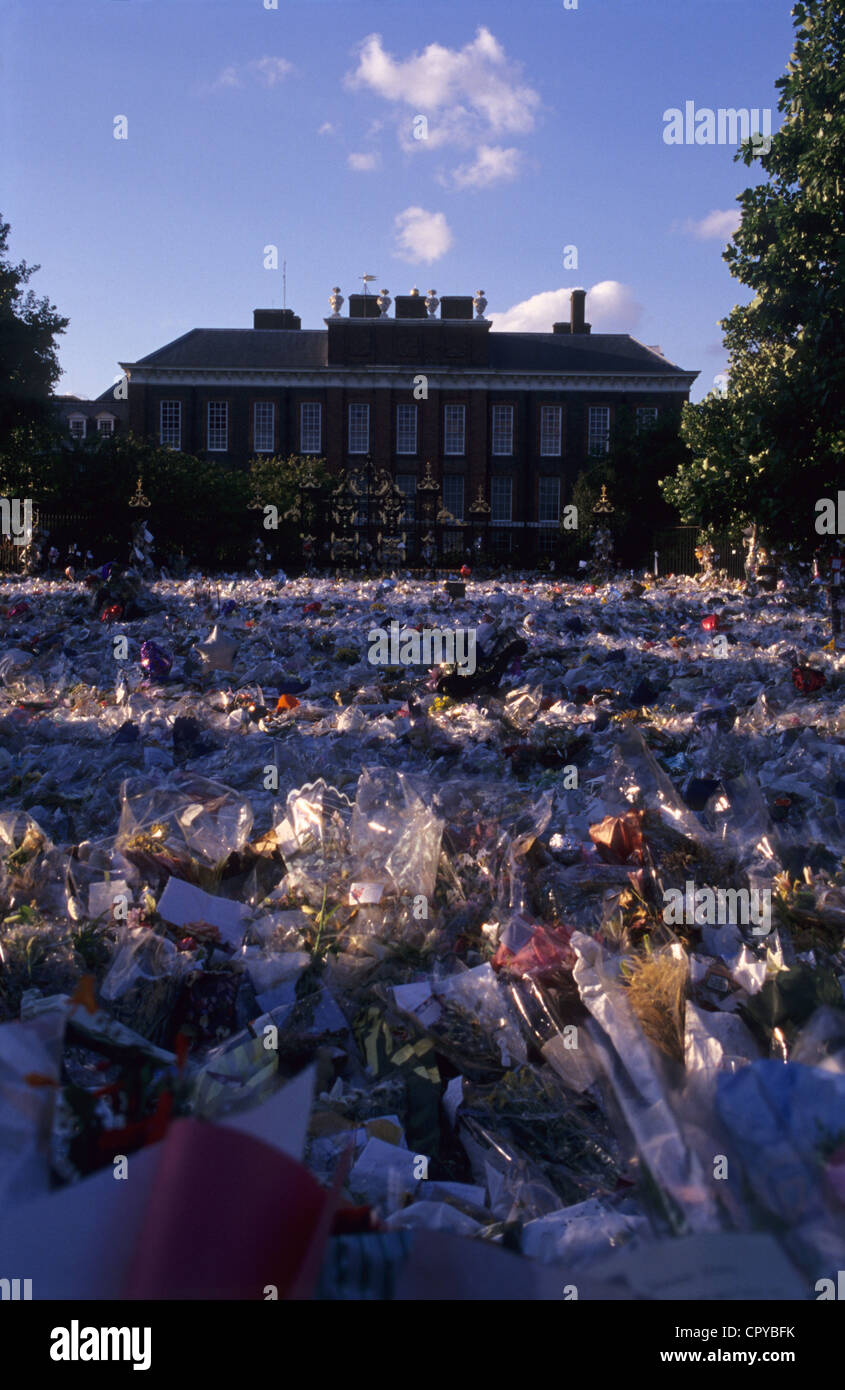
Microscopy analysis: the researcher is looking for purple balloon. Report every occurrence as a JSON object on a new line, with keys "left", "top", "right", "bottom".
{"left": 140, "top": 639, "right": 173, "bottom": 679}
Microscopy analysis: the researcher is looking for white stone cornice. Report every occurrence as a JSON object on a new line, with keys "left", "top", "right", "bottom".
{"left": 120, "top": 366, "right": 697, "bottom": 392}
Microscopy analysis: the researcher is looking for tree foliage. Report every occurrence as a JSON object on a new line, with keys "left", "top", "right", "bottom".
{"left": 247, "top": 453, "right": 332, "bottom": 560}
{"left": 2, "top": 431, "right": 253, "bottom": 568}
{"left": 0, "top": 423, "right": 337, "bottom": 569}
{"left": 663, "top": 0, "right": 845, "bottom": 546}
{"left": 564, "top": 412, "right": 690, "bottom": 568}
{"left": 247, "top": 452, "right": 330, "bottom": 518}
{"left": 0, "top": 216, "right": 69, "bottom": 448}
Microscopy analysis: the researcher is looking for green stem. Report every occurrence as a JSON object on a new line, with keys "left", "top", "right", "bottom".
{"left": 312, "top": 885, "right": 328, "bottom": 959}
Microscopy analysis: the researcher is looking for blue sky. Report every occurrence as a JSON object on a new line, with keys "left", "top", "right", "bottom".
{"left": 1, "top": 0, "right": 796, "bottom": 401}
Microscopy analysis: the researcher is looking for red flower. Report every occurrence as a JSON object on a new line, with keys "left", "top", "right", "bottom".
{"left": 792, "top": 665, "right": 826, "bottom": 694}
{"left": 492, "top": 923, "right": 576, "bottom": 981}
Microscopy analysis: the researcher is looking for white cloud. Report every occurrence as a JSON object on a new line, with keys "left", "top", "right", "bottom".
{"left": 211, "top": 56, "right": 294, "bottom": 90}
{"left": 345, "top": 28, "right": 540, "bottom": 152}
{"left": 393, "top": 207, "right": 453, "bottom": 265}
{"left": 449, "top": 144, "right": 523, "bottom": 189}
{"left": 253, "top": 56, "right": 294, "bottom": 86}
{"left": 348, "top": 151, "right": 380, "bottom": 172}
{"left": 318, "top": 121, "right": 338, "bottom": 136}
{"left": 682, "top": 209, "right": 741, "bottom": 241}
{"left": 215, "top": 65, "right": 240, "bottom": 89}
{"left": 489, "top": 281, "right": 643, "bottom": 334}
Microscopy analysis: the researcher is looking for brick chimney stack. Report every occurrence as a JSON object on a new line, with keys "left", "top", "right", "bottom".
{"left": 570, "top": 288, "right": 591, "bottom": 335}
{"left": 253, "top": 308, "right": 301, "bottom": 330}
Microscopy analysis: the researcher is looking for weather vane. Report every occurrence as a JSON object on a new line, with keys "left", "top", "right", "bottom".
{"left": 360, "top": 274, "right": 377, "bottom": 295}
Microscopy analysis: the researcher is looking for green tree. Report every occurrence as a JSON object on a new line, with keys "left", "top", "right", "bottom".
{"left": 100, "top": 435, "right": 254, "bottom": 566}
{"left": 248, "top": 452, "right": 330, "bottom": 515}
{"left": 248, "top": 453, "right": 330, "bottom": 557}
{"left": 27, "top": 432, "right": 254, "bottom": 567}
{"left": 663, "top": 0, "right": 845, "bottom": 549}
{"left": 0, "top": 216, "right": 69, "bottom": 452}
{"left": 564, "top": 412, "right": 689, "bottom": 569}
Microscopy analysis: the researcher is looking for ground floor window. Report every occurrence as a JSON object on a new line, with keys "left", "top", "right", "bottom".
{"left": 490, "top": 528, "right": 513, "bottom": 554}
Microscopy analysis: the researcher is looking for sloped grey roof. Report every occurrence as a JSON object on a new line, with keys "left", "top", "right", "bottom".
{"left": 122, "top": 326, "right": 693, "bottom": 377}
{"left": 53, "top": 395, "right": 128, "bottom": 417}
{"left": 128, "top": 328, "right": 328, "bottom": 370}
{"left": 95, "top": 384, "right": 128, "bottom": 403}
{"left": 487, "top": 333, "right": 689, "bottom": 374}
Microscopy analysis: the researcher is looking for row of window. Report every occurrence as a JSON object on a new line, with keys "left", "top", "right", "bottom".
{"left": 158, "top": 401, "right": 660, "bottom": 456}
{"left": 393, "top": 472, "right": 559, "bottom": 525}
{"left": 68, "top": 414, "right": 116, "bottom": 439}
{"left": 440, "top": 529, "right": 559, "bottom": 556}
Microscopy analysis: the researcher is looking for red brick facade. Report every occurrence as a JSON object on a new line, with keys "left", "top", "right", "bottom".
{"left": 121, "top": 293, "right": 697, "bottom": 528}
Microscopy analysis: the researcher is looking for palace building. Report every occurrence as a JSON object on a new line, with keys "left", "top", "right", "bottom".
{"left": 120, "top": 286, "right": 697, "bottom": 558}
